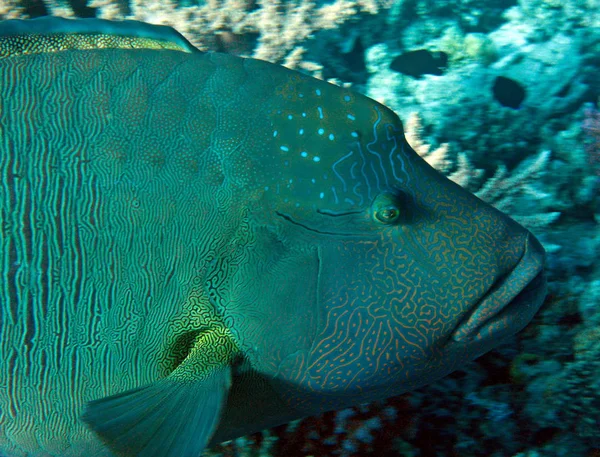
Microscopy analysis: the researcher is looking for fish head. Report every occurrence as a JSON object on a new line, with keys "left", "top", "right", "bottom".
{"left": 233, "top": 62, "right": 546, "bottom": 411}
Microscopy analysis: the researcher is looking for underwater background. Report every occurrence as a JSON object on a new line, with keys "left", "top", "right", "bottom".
{"left": 1, "top": 0, "right": 598, "bottom": 456}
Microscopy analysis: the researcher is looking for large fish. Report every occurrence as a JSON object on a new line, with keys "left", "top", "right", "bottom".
{"left": 0, "top": 17, "right": 546, "bottom": 457}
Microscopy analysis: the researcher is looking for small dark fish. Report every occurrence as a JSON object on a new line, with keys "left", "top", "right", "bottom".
{"left": 492, "top": 75, "right": 526, "bottom": 109}
{"left": 390, "top": 49, "right": 448, "bottom": 78}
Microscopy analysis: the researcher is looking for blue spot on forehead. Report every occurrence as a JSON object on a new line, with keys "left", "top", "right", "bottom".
{"left": 347, "top": 114, "right": 356, "bottom": 121}
{"left": 316, "top": 89, "right": 322, "bottom": 96}
{"left": 288, "top": 114, "right": 293, "bottom": 120}
{"left": 301, "top": 151, "right": 308, "bottom": 158}
{"left": 302, "top": 112, "right": 307, "bottom": 118}
{"left": 319, "top": 192, "right": 325, "bottom": 198}
{"left": 299, "top": 128, "right": 304, "bottom": 135}
{"left": 351, "top": 131, "right": 359, "bottom": 138}
{"left": 344, "top": 95, "right": 351, "bottom": 102}
{"left": 328, "top": 133, "right": 334, "bottom": 141}
{"left": 313, "top": 156, "right": 321, "bottom": 162}
{"left": 273, "top": 130, "right": 278, "bottom": 137}
{"left": 280, "top": 146, "right": 289, "bottom": 152}
{"left": 318, "top": 128, "right": 325, "bottom": 135}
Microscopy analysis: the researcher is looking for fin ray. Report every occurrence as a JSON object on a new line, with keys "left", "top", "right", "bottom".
{"left": 82, "top": 327, "right": 238, "bottom": 457}
{"left": 83, "top": 365, "right": 231, "bottom": 457}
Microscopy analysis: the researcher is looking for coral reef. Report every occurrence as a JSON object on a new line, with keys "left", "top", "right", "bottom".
{"left": 1, "top": 0, "right": 390, "bottom": 73}
{"left": 583, "top": 101, "right": 600, "bottom": 177}
{"left": 541, "top": 325, "right": 600, "bottom": 446}
{"left": 404, "top": 113, "right": 559, "bottom": 230}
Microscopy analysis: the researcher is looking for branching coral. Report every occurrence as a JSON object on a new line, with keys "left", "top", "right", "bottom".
{"left": 403, "top": 112, "right": 452, "bottom": 173}
{"left": 404, "top": 112, "right": 560, "bottom": 230}
{"left": 474, "top": 150, "right": 560, "bottom": 229}
{"left": 0, "top": 0, "right": 25, "bottom": 19}
{"left": 19, "top": 0, "right": 390, "bottom": 68}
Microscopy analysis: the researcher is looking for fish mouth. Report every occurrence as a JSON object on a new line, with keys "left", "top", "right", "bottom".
{"left": 452, "top": 233, "right": 547, "bottom": 343}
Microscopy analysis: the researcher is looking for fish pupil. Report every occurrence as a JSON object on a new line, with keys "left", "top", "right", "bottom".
{"left": 376, "top": 206, "right": 399, "bottom": 223}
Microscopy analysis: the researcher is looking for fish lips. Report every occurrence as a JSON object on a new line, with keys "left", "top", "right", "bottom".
{"left": 452, "top": 233, "right": 547, "bottom": 343}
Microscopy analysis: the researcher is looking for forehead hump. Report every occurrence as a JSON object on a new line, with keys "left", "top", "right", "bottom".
{"left": 254, "top": 66, "right": 410, "bottom": 210}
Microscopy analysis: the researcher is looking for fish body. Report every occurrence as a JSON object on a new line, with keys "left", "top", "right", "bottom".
{"left": 0, "top": 18, "right": 547, "bottom": 457}
{"left": 390, "top": 49, "right": 448, "bottom": 78}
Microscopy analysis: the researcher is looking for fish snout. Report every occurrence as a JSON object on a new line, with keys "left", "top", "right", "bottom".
{"left": 452, "top": 232, "right": 546, "bottom": 343}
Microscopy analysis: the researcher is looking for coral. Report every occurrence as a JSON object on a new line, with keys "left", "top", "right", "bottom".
{"left": 204, "top": 429, "right": 278, "bottom": 457}
{"left": 404, "top": 112, "right": 451, "bottom": 173}
{"left": 513, "top": 0, "right": 599, "bottom": 39}
{"left": 16, "top": 0, "right": 391, "bottom": 68}
{"left": 365, "top": 0, "right": 597, "bottom": 186}
{"left": 462, "top": 32, "right": 496, "bottom": 64}
{"left": 464, "top": 391, "right": 512, "bottom": 422}
{"left": 395, "top": 29, "right": 591, "bottom": 169}
{"left": 582, "top": 101, "right": 600, "bottom": 177}
{"left": 473, "top": 150, "right": 560, "bottom": 229}
{"left": 579, "top": 279, "right": 600, "bottom": 327}
{"left": 513, "top": 266, "right": 600, "bottom": 457}
{"left": 404, "top": 113, "right": 560, "bottom": 230}
{"left": 275, "top": 397, "right": 417, "bottom": 457}
{"left": 204, "top": 396, "right": 417, "bottom": 457}
{"left": 534, "top": 325, "right": 600, "bottom": 447}
{"left": 0, "top": 0, "right": 25, "bottom": 19}
{"left": 438, "top": 26, "right": 498, "bottom": 66}
{"left": 447, "top": 152, "right": 484, "bottom": 189}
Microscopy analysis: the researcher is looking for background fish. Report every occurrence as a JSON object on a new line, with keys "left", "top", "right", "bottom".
{"left": 0, "top": 17, "right": 546, "bottom": 457}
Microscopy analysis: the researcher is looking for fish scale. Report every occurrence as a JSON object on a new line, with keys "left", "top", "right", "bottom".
{"left": 0, "top": 17, "right": 546, "bottom": 457}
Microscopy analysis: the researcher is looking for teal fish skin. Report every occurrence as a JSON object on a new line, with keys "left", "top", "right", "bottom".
{"left": 0, "top": 21, "right": 546, "bottom": 457}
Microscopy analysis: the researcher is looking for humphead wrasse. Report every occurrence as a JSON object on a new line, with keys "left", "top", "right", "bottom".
{"left": 0, "top": 17, "right": 546, "bottom": 457}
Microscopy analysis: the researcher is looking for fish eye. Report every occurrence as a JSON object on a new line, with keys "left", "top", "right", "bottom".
{"left": 375, "top": 206, "right": 400, "bottom": 224}
{"left": 372, "top": 192, "right": 402, "bottom": 225}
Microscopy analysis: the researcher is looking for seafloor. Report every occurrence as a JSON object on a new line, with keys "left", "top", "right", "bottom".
{"left": 1, "top": 0, "right": 598, "bottom": 456}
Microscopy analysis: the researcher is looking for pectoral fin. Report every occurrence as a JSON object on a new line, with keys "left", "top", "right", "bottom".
{"left": 82, "top": 327, "right": 239, "bottom": 457}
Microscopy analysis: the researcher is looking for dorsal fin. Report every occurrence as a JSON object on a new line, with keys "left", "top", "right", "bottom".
{"left": 0, "top": 17, "right": 199, "bottom": 59}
